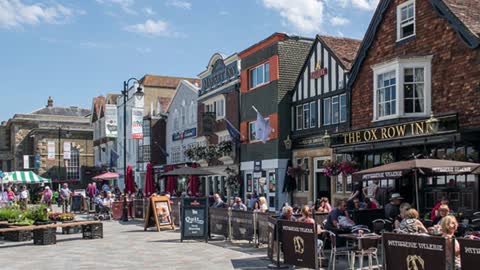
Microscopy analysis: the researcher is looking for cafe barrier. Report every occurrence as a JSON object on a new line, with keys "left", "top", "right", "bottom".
{"left": 171, "top": 198, "right": 181, "bottom": 226}
{"left": 458, "top": 238, "right": 480, "bottom": 270}
{"left": 256, "top": 212, "right": 270, "bottom": 245}
{"left": 208, "top": 208, "right": 229, "bottom": 238}
{"left": 231, "top": 210, "right": 255, "bottom": 242}
{"left": 383, "top": 232, "right": 448, "bottom": 270}
{"left": 278, "top": 220, "right": 318, "bottom": 269}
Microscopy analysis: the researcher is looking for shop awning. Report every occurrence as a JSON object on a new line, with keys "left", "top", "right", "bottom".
{"left": 353, "top": 158, "right": 480, "bottom": 181}
{"left": 162, "top": 166, "right": 215, "bottom": 176}
{"left": 92, "top": 172, "right": 119, "bottom": 180}
{"left": 1, "top": 171, "right": 51, "bottom": 184}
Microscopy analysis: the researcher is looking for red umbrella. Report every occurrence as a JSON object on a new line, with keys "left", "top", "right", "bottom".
{"left": 165, "top": 165, "right": 176, "bottom": 194}
{"left": 144, "top": 163, "right": 155, "bottom": 197}
{"left": 125, "top": 165, "right": 135, "bottom": 194}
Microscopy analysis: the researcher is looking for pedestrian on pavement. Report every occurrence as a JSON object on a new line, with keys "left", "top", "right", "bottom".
{"left": 232, "top": 197, "right": 247, "bottom": 211}
{"left": 60, "top": 183, "right": 72, "bottom": 213}
{"left": 18, "top": 185, "right": 29, "bottom": 210}
{"left": 42, "top": 186, "right": 53, "bottom": 209}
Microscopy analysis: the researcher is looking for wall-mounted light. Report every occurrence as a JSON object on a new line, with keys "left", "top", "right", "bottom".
{"left": 322, "top": 130, "right": 331, "bottom": 148}
{"left": 426, "top": 112, "right": 440, "bottom": 134}
{"left": 284, "top": 135, "right": 292, "bottom": 150}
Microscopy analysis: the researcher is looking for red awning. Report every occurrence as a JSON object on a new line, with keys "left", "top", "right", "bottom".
{"left": 92, "top": 172, "right": 120, "bottom": 180}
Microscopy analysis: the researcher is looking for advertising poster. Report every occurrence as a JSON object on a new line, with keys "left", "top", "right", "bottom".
{"left": 63, "top": 142, "right": 71, "bottom": 160}
{"left": 131, "top": 108, "right": 144, "bottom": 139}
{"left": 105, "top": 104, "right": 118, "bottom": 138}
{"left": 23, "top": 155, "right": 29, "bottom": 169}
{"left": 47, "top": 141, "right": 55, "bottom": 160}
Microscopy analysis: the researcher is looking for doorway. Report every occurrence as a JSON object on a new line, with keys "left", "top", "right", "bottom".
{"left": 313, "top": 157, "right": 331, "bottom": 202}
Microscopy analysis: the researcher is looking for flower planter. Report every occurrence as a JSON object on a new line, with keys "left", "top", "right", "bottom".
{"left": 82, "top": 223, "right": 103, "bottom": 239}
{"left": 33, "top": 228, "right": 56, "bottom": 245}
{"left": 4, "top": 230, "right": 32, "bottom": 242}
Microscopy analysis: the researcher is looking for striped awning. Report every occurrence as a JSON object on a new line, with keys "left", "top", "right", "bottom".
{"left": 1, "top": 171, "right": 51, "bottom": 184}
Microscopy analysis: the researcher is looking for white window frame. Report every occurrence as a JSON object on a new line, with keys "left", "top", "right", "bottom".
{"left": 203, "top": 95, "right": 225, "bottom": 120}
{"left": 248, "top": 118, "right": 270, "bottom": 143}
{"left": 339, "top": 94, "right": 347, "bottom": 123}
{"left": 372, "top": 57, "right": 432, "bottom": 121}
{"left": 296, "top": 105, "right": 303, "bottom": 131}
{"left": 396, "top": 0, "right": 415, "bottom": 41}
{"left": 332, "top": 96, "right": 339, "bottom": 124}
{"left": 309, "top": 101, "right": 317, "bottom": 128}
{"left": 249, "top": 62, "right": 270, "bottom": 89}
{"left": 303, "top": 103, "right": 310, "bottom": 129}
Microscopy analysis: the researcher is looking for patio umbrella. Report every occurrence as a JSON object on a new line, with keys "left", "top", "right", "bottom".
{"left": 92, "top": 172, "right": 119, "bottom": 181}
{"left": 188, "top": 163, "right": 199, "bottom": 196}
{"left": 144, "top": 163, "right": 155, "bottom": 197}
{"left": 162, "top": 166, "right": 215, "bottom": 176}
{"left": 353, "top": 158, "right": 480, "bottom": 208}
{"left": 125, "top": 165, "right": 135, "bottom": 194}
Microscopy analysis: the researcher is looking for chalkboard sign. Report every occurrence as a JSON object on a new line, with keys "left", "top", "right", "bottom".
{"left": 181, "top": 197, "right": 208, "bottom": 242}
{"left": 70, "top": 195, "right": 83, "bottom": 212}
{"left": 144, "top": 196, "right": 175, "bottom": 232}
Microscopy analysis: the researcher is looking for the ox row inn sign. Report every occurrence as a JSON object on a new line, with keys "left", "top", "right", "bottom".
{"left": 342, "top": 119, "right": 438, "bottom": 145}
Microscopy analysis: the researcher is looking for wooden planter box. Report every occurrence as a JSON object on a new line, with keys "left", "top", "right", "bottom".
{"left": 33, "top": 228, "right": 56, "bottom": 245}
{"left": 82, "top": 223, "right": 103, "bottom": 239}
{"left": 62, "top": 221, "right": 81, "bottom": 234}
{"left": 4, "top": 230, "right": 32, "bottom": 242}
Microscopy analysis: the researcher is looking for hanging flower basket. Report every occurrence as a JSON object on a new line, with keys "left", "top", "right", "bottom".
{"left": 338, "top": 161, "right": 359, "bottom": 176}
{"left": 322, "top": 160, "right": 341, "bottom": 177}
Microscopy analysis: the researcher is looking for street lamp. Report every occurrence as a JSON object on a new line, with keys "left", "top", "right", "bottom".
{"left": 122, "top": 78, "right": 144, "bottom": 222}
{"left": 57, "top": 127, "right": 71, "bottom": 183}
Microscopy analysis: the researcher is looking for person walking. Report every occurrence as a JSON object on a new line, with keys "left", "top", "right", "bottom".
{"left": 18, "top": 185, "right": 29, "bottom": 210}
{"left": 42, "top": 186, "right": 53, "bottom": 209}
{"left": 60, "top": 184, "right": 72, "bottom": 213}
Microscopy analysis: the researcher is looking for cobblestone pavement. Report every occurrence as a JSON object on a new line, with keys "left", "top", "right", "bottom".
{"left": 0, "top": 217, "right": 355, "bottom": 270}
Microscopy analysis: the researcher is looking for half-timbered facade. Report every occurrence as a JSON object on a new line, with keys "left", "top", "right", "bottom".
{"left": 290, "top": 35, "right": 361, "bottom": 206}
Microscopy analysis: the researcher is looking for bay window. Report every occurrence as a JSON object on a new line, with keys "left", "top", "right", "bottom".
{"left": 310, "top": 101, "right": 317, "bottom": 128}
{"left": 332, "top": 96, "right": 339, "bottom": 124}
{"left": 303, "top": 103, "right": 310, "bottom": 129}
{"left": 340, "top": 94, "right": 347, "bottom": 123}
{"left": 323, "top": 98, "right": 331, "bottom": 125}
{"left": 296, "top": 105, "right": 303, "bottom": 130}
{"left": 373, "top": 57, "right": 431, "bottom": 120}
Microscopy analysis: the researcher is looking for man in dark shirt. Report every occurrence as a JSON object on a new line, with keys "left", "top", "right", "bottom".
{"left": 384, "top": 193, "right": 403, "bottom": 221}
{"left": 278, "top": 205, "right": 297, "bottom": 221}
{"left": 325, "top": 199, "right": 353, "bottom": 231}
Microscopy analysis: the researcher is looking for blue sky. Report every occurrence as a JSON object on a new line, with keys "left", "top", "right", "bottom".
{"left": 0, "top": 0, "right": 379, "bottom": 121}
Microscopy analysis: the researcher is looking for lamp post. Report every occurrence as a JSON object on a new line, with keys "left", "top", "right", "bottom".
{"left": 57, "top": 127, "right": 71, "bottom": 183}
{"left": 122, "top": 78, "right": 144, "bottom": 222}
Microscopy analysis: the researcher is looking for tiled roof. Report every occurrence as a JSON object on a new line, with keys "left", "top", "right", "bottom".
{"left": 140, "top": 74, "right": 200, "bottom": 89}
{"left": 319, "top": 35, "right": 362, "bottom": 70}
{"left": 105, "top": 93, "right": 121, "bottom": 105}
{"left": 443, "top": 0, "right": 480, "bottom": 37}
{"left": 31, "top": 106, "right": 91, "bottom": 117}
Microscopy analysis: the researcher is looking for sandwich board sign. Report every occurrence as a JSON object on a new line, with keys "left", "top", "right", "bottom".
{"left": 144, "top": 196, "right": 175, "bottom": 232}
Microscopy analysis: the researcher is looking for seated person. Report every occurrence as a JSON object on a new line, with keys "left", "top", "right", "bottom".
{"left": 278, "top": 205, "right": 297, "bottom": 221}
{"left": 398, "top": 208, "right": 428, "bottom": 234}
{"left": 94, "top": 194, "right": 103, "bottom": 208}
{"left": 102, "top": 192, "right": 114, "bottom": 210}
{"left": 433, "top": 205, "right": 450, "bottom": 225}
{"left": 348, "top": 197, "right": 364, "bottom": 211}
{"left": 394, "top": 202, "right": 411, "bottom": 230}
{"left": 363, "top": 197, "right": 377, "bottom": 209}
{"left": 325, "top": 199, "right": 355, "bottom": 232}
{"left": 431, "top": 196, "right": 449, "bottom": 221}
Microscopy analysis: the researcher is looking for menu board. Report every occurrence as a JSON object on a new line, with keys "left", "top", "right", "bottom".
{"left": 181, "top": 197, "right": 208, "bottom": 242}
{"left": 144, "top": 196, "right": 175, "bottom": 232}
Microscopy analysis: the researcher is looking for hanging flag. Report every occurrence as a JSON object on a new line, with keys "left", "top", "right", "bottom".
{"left": 225, "top": 119, "right": 241, "bottom": 144}
{"left": 255, "top": 110, "right": 273, "bottom": 144}
{"left": 110, "top": 149, "right": 119, "bottom": 168}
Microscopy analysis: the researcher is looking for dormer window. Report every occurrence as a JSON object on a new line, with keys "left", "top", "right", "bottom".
{"left": 397, "top": 0, "right": 415, "bottom": 41}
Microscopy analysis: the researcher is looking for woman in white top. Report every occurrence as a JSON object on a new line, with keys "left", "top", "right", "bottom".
{"left": 258, "top": 196, "right": 268, "bottom": 213}
{"left": 363, "top": 180, "right": 379, "bottom": 205}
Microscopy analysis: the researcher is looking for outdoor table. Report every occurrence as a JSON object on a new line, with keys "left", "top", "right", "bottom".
{"left": 338, "top": 233, "right": 382, "bottom": 270}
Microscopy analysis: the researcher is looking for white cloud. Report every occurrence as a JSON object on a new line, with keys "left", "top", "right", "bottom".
{"left": 0, "top": 0, "right": 80, "bottom": 29}
{"left": 96, "top": 0, "right": 136, "bottom": 14}
{"left": 143, "top": 7, "right": 155, "bottom": 16}
{"left": 124, "top": 19, "right": 181, "bottom": 37}
{"left": 166, "top": 0, "right": 191, "bottom": 10}
{"left": 351, "top": 0, "right": 379, "bottom": 11}
{"left": 136, "top": 47, "right": 151, "bottom": 54}
{"left": 261, "top": 0, "right": 324, "bottom": 34}
{"left": 330, "top": 16, "right": 350, "bottom": 26}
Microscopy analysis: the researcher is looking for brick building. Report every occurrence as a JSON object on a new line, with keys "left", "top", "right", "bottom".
{"left": 290, "top": 35, "right": 361, "bottom": 206}
{"left": 6, "top": 97, "right": 93, "bottom": 188}
{"left": 194, "top": 53, "right": 241, "bottom": 197}
{"left": 239, "top": 33, "right": 313, "bottom": 210}
{"left": 331, "top": 0, "right": 480, "bottom": 211}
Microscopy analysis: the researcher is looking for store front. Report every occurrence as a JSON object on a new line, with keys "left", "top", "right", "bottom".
{"left": 332, "top": 114, "right": 480, "bottom": 213}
